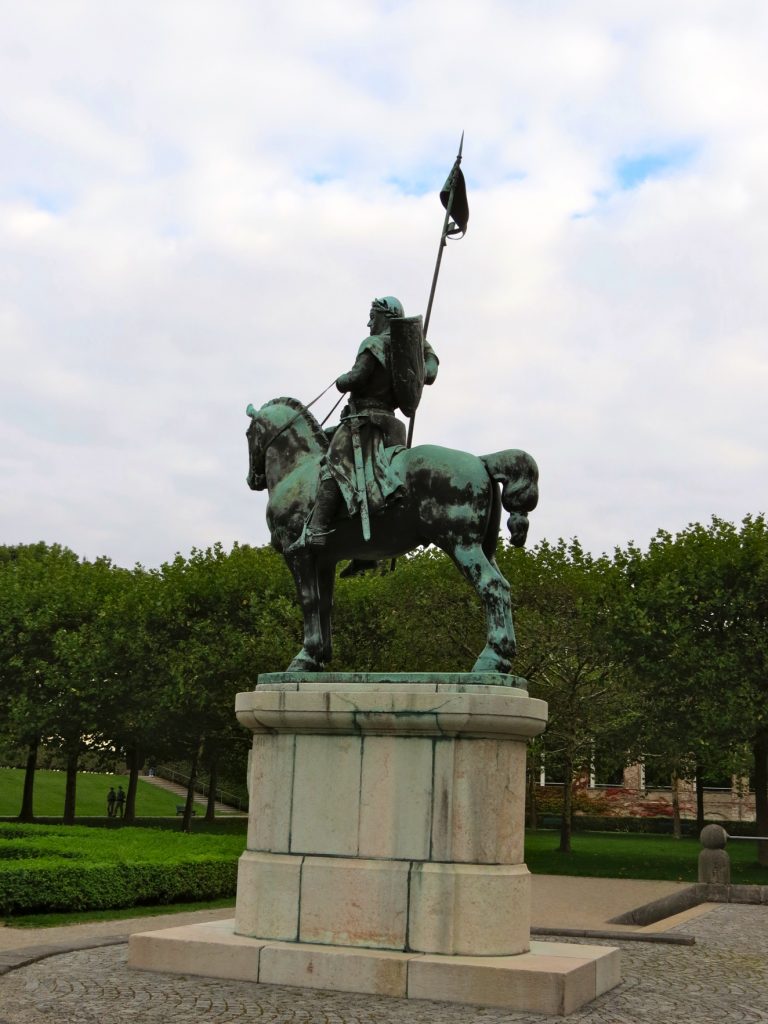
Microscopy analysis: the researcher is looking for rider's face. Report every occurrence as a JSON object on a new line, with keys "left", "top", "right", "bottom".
{"left": 368, "top": 307, "right": 384, "bottom": 333}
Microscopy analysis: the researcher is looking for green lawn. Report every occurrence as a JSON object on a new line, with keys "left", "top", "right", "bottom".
{"left": 6, "top": 897, "right": 236, "bottom": 928}
{"left": 0, "top": 767, "right": 206, "bottom": 818}
{"left": 525, "top": 830, "right": 768, "bottom": 885}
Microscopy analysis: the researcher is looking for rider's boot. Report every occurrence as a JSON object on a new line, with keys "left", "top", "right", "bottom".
{"left": 288, "top": 477, "right": 341, "bottom": 552}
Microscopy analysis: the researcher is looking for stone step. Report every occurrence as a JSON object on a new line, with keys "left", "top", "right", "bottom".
{"left": 138, "top": 775, "right": 242, "bottom": 815}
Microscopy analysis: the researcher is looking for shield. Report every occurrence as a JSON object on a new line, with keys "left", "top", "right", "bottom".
{"left": 389, "top": 315, "right": 425, "bottom": 417}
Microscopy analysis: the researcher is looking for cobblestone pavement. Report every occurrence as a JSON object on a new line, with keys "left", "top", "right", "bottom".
{"left": 0, "top": 905, "right": 766, "bottom": 1023}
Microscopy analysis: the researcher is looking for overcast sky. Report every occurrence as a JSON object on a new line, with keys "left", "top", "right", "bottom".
{"left": 1, "top": 2, "right": 766, "bottom": 568}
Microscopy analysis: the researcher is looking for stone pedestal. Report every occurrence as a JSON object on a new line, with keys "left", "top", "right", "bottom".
{"left": 129, "top": 674, "right": 620, "bottom": 1014}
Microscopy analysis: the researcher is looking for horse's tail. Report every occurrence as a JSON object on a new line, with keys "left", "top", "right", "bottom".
{"left": 480, "top": 449, "right": 539, "bottom": 548}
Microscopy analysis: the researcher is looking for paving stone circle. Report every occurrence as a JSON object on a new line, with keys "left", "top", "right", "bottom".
{"left": 0, "top": 904, "right": 766, "bottom": 1023}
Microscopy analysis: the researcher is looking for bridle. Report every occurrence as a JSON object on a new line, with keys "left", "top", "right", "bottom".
{"left": 247, "top": 380, "right": 344, "bottom": 461}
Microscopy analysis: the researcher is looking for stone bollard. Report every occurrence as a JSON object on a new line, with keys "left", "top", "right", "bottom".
{"left": 698, "top": 824, "right": 730, "bottom": 884}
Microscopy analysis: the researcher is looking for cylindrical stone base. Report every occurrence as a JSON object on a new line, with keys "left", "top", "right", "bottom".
{"left": 234, "top": 674, "right": 547, "bottom": 958}
{"left": 235, "top": 851, "right": 531, "bottom": 956}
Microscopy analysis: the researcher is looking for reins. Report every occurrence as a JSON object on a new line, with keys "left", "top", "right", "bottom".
{"left": 319, "top": 392, "right": 345, "bottom": 427}
{"left": 252, "top": 378, "right": 339, "bottom": 456}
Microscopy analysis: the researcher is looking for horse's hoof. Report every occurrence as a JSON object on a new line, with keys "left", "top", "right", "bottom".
{"left": 286, "top": 651, "right": 323, "bottom": 673}
{"left": 471, "top": 651, "right": 512, "bottom": 674}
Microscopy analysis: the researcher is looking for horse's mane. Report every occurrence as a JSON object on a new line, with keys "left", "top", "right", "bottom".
{"left": 263, "top": 396, "right": 329, "bottom": 449}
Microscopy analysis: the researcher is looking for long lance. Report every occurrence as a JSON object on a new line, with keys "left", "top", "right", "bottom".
{"left": 407, "top": 131, "right": 465, "bottom": 449}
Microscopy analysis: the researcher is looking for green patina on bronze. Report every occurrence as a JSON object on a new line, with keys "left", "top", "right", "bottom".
{"left": 257, "top": 672, "right": 529, "bottom": 690}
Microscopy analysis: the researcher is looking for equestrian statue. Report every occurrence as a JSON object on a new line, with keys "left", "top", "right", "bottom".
{"left": 244, "top": 139, "right": 539, "bottom": 675}
{"left": 245, "top": 292, "right": 539, "bottom": 674}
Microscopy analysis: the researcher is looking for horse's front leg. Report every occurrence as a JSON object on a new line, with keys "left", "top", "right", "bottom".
{"left": 285, "top": 553, "right": 325, "bottom": 672}
{"left": 448, "top": 543, "right": 516, "bottom": 674}
{"left": 316, "top": 560, "right": 336, "bottom": 665}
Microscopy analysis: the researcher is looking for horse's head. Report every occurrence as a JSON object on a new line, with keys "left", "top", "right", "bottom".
{"left": 245, "top": 397, "right": 328, "bottom": 492}
{"left": 245, "top": 403, "right": 267, "bottom": 491}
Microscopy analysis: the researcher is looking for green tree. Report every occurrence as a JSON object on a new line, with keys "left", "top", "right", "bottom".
{"left": 500, "top": 539, "right": 642, "bottom": 853}
{"left": 0, "top": 544, "right": 100, "bottom": 821}
{"left": 82, "top": 564, "right": 173, "bottom": 823}
{"left": 332, "top": 548, "right": 485, "bottom": 673}
{"left": 44, "top": 556, "right": 119, "bottom": 823}
{"left": 615, "top": 516, "right": 768, "bottom": 858}
{"left": 155, "top": 543, "right": 296, "bottom": 830}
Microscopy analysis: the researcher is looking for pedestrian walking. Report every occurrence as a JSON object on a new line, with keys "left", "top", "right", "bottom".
{"left": 107, "top": 787, "right": 116, "bottom": 817}
{"left": 115, "top": 785, "right": 125, "bottom": 818}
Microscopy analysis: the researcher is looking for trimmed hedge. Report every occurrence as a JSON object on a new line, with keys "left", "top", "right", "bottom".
{"left": 0, "top": 858, "right": 237, "bottom": 915}
{"left": 0, "top": 823, "right": 243, "bottom": 916}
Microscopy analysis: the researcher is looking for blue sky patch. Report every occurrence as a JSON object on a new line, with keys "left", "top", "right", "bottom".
{"left": 615, "top": 145, "right": 697, "bottom": 189}
{"left": 308, "top": 171, "right": 337, "bottom": 186}
{"left": 15, "top": 187, "right": 71, "bottom": 214}
{"left": 385, "top": 175, "right": 433, "bottom": 197}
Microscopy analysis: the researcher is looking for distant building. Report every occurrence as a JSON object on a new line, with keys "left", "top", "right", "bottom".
{"left": 537, "top": 759, "right": 756, "bottom": 822}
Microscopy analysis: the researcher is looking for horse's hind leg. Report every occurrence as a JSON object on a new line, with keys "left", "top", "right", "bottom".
{"left": 285, "top": 553, "right": 325, "bottom": 672}
{"left": 490, "top": 554, "right": 516, "bottom": 656}
{"left": 448, "top": 543, "right": 516, "bottom": 673}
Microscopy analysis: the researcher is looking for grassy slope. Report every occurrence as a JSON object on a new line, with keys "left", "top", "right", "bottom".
{"left": 0, "top": 767, "right": 206, "bottom": 818}
{"left": 0, "top": 822, "right": 246, "bottom": 861}
{"left": 525, "top": 830, "right": 768, "bottom": 885}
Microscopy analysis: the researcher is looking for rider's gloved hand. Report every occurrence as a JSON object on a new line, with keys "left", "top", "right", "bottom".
{"left": 336, "top": 373, "right": 351, "bottom": 393}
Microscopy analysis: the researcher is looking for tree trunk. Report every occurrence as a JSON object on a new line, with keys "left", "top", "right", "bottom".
{"left": 671, "top": 769, "right": 682, "bottom": 839}
{"left": 124, "top": 747, "right": 143, "bottom": 825}
{"left": 754, "top": 730, "right": 768, "bottom": 867}
{"left": 18, "top": 737, "right": 38, "bottom": 822}
{"left": 558, "top": 761, "right": 573, "bottom": 853}
{"left": 181, "top": 742, "right": 202, "bottom": 833}
{"left": 695, "top": 763, "right": 705, "bottom": 834}
{"left": 204, "top": 759, "right": 218, "bottom": 823}
{"left": 63, "top": 747, "right": 79, "bottom": 824}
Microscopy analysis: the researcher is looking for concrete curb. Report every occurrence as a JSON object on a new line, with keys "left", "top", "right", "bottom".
{"left": 611, "top": 882, "right": 768, "bottom": 927}
{"left": 0, "top": 934, "right": 127, "bottom": 976}
{"left": 531, "top": 926, "right": 694, "bottom": 946}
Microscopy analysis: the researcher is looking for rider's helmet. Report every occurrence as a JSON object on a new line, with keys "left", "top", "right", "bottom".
{"left": 371, "top": 296, "right": 404, "bottom": 319}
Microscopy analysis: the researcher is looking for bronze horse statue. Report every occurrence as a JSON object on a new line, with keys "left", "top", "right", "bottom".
{"left": 246, "top": 396, "right": 539, "bottom": 673}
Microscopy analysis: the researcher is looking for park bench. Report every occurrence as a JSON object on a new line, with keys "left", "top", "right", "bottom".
{"left": 540, "top": 814, "right": 562, "bottom": 828}
{"left": 175, "top": 805, "right": 196, "bottom": 816}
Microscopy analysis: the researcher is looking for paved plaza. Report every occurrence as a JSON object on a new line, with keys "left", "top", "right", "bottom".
{"left": 0, "top": 902, "right": 766, "bottom": 1023}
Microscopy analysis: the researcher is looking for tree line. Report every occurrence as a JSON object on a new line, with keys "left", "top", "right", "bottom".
{"left": 0, "top": 515, "right": 766, "bottom": 860}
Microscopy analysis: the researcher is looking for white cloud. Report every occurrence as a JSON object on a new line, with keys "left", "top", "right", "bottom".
{"left": 0, "top": 1, "right": 766, "bottom": 566}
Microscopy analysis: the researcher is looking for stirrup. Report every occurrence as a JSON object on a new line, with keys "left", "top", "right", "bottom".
{"left": 286, "top": 524, "right": 334, "bottom": 553}
{"left": 305, "top": 526, "right": 334, "bottom": 549}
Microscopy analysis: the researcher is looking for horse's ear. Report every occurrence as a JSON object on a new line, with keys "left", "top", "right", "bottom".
{"left": 246, "top": 403, "right": 256, "bottom": 418}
